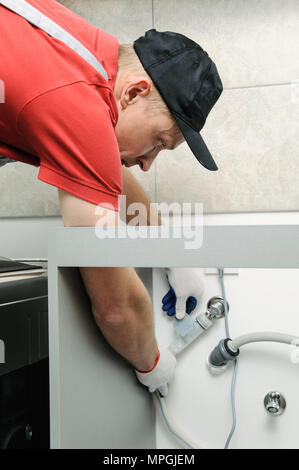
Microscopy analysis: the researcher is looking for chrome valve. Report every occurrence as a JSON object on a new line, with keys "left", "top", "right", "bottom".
{"left": 205, "top": 296, "right": 229, "bottom": 320}
{"left": 264, "top": 391, "right": 286, "bottom": 416}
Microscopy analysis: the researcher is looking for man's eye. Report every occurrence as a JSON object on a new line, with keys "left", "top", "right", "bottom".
{"left": 153, "top": 142, "right": 167, "bottom": 151}
{"left": 153, "top": 143, "right": 162, "bottom": 150}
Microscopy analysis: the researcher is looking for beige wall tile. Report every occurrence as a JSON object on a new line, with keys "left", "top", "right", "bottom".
{"left": 61, "top": 0, "right": 152, "bottom": 41}
{"left": 156, "top": 84, "right": 299, "bottom": 213}
{"left": 0, "top": 164, "right": 60, "bottom": 217}
{"left": 153, "top": 0, "right": 299, "bottom": 88}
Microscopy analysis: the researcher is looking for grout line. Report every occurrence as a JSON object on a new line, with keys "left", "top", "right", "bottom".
{"left": 224, "top": 82, "right": 294, "bottom": 91}
{"left": 152, "top": 0, "right": 157, "bottom": 203}
{"left": 152, "top": 0, "right": 154, "bottom": 29}
{"left": 154, "top": 162, "right": 157, "bottom": 203}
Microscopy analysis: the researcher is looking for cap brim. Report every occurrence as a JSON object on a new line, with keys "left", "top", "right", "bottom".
{"left": 174, "top": 115, "right": 218, "bottom": 171}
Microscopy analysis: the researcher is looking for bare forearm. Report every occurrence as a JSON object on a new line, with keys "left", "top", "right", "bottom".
{"left": 79, "top": 266, "right": 158, "bottom": 371}
{"left": 121, "top": 167, "right": 163, "bottom": 226}
{"left": 92, "top": 291, "right": 158, "bottom": 371}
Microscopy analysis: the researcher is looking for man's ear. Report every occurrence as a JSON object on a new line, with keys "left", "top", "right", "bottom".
{"left": 120, "top": 77, "right": 152, "bottom": 109}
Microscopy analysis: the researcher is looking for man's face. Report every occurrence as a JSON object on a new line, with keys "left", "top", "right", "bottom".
{"left": 114, "top": 78, "right": 184, "bottom": 171}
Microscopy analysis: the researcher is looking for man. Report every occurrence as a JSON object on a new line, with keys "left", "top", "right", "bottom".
{"left": 0, "top": 0, "right": 223, "bottom": 396}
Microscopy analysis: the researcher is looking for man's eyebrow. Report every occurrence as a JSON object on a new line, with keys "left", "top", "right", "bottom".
{"left": 163, "top": 134, "right": 176, "bottom": 150}
{"left": 169, "top": 136, "right": 183, "bottom": 150}
{"left": 161, "top": 128, "right": 184, "bottom": 149}
{"left": 165, "top": 129, "right": 184, "bottom": 149}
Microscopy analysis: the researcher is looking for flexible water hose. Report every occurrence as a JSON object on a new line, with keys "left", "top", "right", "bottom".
{"left": 232, "top": 332, "right": 297, "bottom": 349}
{"left": 153, "top": 392, "right": 206, "bottom": 449}
{"left": 218, "top": 267, "right": 238, "bottom": 449}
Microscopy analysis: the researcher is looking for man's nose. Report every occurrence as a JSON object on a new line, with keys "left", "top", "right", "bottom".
{"left": 138, "top": 148, "right": 160, "bottom": 171}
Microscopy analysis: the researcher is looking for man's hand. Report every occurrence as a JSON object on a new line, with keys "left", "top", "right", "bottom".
{"left": 162, "top": 268, "right": 205, "bottom": 320}
{"left": 135, "top": 348, "right": 177, "bottom": 397}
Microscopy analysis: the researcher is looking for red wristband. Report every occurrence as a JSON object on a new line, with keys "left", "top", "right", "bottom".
{"left": 135, "top": 348, "right": 160, "bottom": 374}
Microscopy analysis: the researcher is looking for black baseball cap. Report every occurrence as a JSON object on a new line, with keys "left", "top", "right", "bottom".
{"left": 133, "top": 29, "right": 223, "bottom": 171}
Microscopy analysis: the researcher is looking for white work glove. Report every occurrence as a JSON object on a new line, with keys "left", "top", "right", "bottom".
{"left": 135, "top": 348, "right": 176, "bottom": 397}
{"left": 162, "top": 268, "right": 205, "bottom": 320}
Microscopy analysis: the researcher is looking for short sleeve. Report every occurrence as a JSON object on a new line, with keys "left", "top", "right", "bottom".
{"left": 17, "top": 81, "right": 122, "bottom": 211}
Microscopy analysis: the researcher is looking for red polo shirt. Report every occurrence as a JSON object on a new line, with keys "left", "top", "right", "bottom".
{"left": 0, "top": 0, "right": 122, "bottom": 211}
